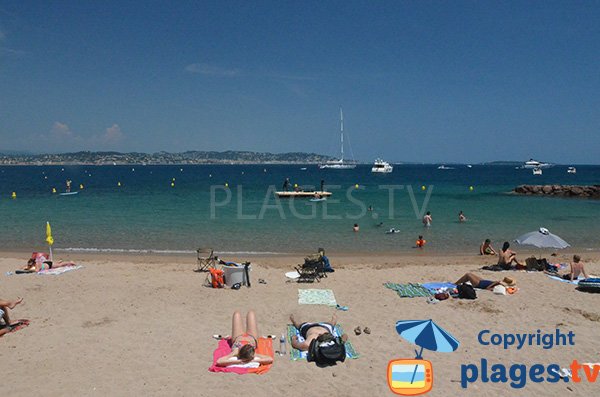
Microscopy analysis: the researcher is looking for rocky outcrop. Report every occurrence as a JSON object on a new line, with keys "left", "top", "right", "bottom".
{"left": 514, "top": 185, "right": 600, "bottom": 198}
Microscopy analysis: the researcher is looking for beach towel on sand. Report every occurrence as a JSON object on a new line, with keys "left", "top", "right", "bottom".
{"left": 286, "top": 324, "right": 359, "bottom": 361}
{"left": 298, "top": 289, "right": 337, "bottom": 306}
{"left": 384, "top": 283, "right": 434, "bottom": 298}
{"left": 38, "top": 265, "right": 83, "bottom": 275}
{"left": 546, "top": 275, "right": 581, "bottom": 285}
{"left": 0, "top": 319, "right": 30, "bottom": 337}
{"left": 208, "top": 337, "right": 274, "bottom": 374}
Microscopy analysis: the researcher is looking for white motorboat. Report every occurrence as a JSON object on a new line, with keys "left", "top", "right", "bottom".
{"left": 567, "top": 167, "right": 577, "bottom": 174}
{"left": 319, "top": 108, "right": 357, "bottom": 169}
{"left": 437, "top": 165, "right": 454, "bottom": 170}
{"left": 371, "top": 158, "right": 393, "bottom": 173}
{"left": 532, "top": 167, "right": 543, "bottom": 175}
{"left": 523, "top": 159, "right": 552, "bottom": 169}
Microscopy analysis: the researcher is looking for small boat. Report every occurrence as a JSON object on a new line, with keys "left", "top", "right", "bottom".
{"left": 567, "top": 167, "right": 577, "bottom": 174}
{"left": 437, "top": 165, "right": 454, "bottom": 170}
{"left": 467, "top": 164, "right": 473, "bottom": 168}
{"left": 300, "top": 167, "right": 307, "bottom": 171}
{"left": 59, "top": 191, "right": 79, "bottom": 196}
{"left": 276, "top": 191, "right": 332, "bottom": 198}
{"left": 319, "top": 109, "right": 357, "bottom": 169}
{"left": 371, "top": 158, "right": 393, "bottom": 173}
{"left": 532, "top": 167, "right": 543, "bottom": 175}
{"left": 523, "top": 159, "right": 552, "bottom": 169}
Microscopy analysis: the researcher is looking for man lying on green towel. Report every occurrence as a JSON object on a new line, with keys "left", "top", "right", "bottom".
{"left": 290, "top": 313, "right": 348, "bottom": 365}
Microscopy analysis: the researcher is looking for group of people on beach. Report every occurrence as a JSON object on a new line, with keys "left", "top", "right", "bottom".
{"left": 215, "top": 310, "right": 347, "bottom": 367}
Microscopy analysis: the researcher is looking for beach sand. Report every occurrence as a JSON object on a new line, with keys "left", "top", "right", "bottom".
{"left": 1, "top": 250, "right": 599, "bottom": 396}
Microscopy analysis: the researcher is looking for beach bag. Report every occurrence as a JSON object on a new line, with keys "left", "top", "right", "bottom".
{"left": 457, "top": 283, "right": 477, "bottom": 299}
{"left": 307, "top": 336, "right": 346, "bottom": 366}
{"left": 208, "top": 268, "right": 224, "bottom": 288}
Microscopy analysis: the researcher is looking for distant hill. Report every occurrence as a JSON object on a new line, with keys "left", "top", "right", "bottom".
{"left": 0, "top": 150, "right": 335, "bottom": 165}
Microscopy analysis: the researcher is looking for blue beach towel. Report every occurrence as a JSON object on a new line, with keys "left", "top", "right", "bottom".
{"left": 422, "top": 282, "right": 456, "bottom": 292}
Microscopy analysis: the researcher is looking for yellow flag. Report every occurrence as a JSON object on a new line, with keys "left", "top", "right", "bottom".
{"left": 46, "top": 222, "right": 54, "bottom": 246}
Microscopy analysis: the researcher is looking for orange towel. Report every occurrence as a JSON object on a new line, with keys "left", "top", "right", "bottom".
{"left": 248, "top": 337, "right": 274, "bottom": 374}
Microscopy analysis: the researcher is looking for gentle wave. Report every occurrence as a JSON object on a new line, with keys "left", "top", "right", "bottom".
{"left": 56, "top": 247, "right": 289, "bottom": 255}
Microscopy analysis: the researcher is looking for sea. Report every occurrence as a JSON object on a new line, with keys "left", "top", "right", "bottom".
{"left": 0, "top": 164, "right": 599, "bottom": 255}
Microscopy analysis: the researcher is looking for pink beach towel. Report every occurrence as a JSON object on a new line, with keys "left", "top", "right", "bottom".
{"left": 208, "top": 337, "right": 274, "bottom": 375}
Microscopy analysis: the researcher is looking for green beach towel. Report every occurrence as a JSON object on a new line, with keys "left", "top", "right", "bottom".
{"left": 286, "top": 324, "right": 359, "bottom": 360}
{"left": 298, "top": 289, "right": 337, "bottom": 306}
{"left": 384, "top": 282, "right": 434, "bottom": 298}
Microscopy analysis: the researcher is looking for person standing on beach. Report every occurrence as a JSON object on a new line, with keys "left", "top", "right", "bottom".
{"left": 422, "top": 211, "right": 432, "bottom": 227}
{"left": 0, "top": 297, "right": 23, "bottom": 336}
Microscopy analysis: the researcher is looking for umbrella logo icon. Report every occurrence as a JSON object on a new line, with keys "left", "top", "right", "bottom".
{"left": 387, "top": 320, "right": 459, "bottom": 396}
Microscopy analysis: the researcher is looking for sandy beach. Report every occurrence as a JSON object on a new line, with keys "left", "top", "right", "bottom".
{"left": 1, "top": 250, "right": 599, "bottom": 396}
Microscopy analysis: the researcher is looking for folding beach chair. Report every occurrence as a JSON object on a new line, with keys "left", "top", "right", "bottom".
{"left": 295, "top": 253, "right": 327, "bottom": 283}
{"left": 196, "top": 248, "right": 218, "bottom": 272}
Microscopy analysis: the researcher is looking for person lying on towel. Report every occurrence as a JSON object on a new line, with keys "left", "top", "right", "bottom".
{"left": 289, "top": 313, "right": 348, "bottom": 351}
{"left": 216, "top": 310, "right": 273, "bottom": 367}
{"left": 23, "top": 252, "right": 77, "bottom": 273}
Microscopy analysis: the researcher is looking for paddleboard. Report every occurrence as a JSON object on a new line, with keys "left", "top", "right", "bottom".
{"left": 59, "top": 191, "right": 79, "bottom": 196}
{"left": 310, "top": 197, "right": 327, "bottom": 202}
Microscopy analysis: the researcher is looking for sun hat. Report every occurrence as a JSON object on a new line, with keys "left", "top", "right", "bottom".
{"left": 501, "top": 277, "right": 516, "bottom": 287}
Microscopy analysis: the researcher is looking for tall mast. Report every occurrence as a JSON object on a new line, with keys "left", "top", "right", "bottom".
{"left": 340, "top": 108, "right": 344, "bottom": 161}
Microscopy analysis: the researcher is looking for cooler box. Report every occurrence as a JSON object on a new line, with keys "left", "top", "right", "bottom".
{"left": 222, "top": 263, "right": 251, "bottom": 287}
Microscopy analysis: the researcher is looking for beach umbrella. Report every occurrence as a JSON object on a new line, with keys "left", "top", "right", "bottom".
{"left": 395, "top": 319, "right": 459, "bottom": 358}
{"left": 515, "top": 227, "right": 570, "bottom": 250}
{"left": 396, "top": 319, "right": 459, "bottom": 386}
{"left": 45, "top": 221, "right": 54, "bottom": 262}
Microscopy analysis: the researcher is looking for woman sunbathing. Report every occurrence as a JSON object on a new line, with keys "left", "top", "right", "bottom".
{"left": 216, "top": 310, "right": 273, "bottom": 367}
{"left": 454, "top": 273, "right": 516, "bottom": 290}
{"left": 23, "top": 257, "right": 77, "bottom": 272}
{"left": 289, "top": 313, "right": 348, "bottom": 351}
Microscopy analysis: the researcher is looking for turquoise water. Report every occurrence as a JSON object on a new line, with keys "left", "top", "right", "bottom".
{"left": 0, "top": 164, "right": 599, "bottom": 254}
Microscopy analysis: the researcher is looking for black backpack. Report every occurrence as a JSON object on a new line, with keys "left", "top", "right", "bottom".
{"left": 457, "top": 283, "right": 477, "bottom": 299}
{"left": 307, "top": 336, "right": 346, "bottom": 366}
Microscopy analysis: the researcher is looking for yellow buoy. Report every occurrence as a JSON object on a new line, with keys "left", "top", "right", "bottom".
{"left": 52, "top": 187, "right": 57, "bottom": 194}
{"left": 172, "top": 177, "right": 176, "bottom": 182}
{"left": 225, "top": 183, "right": 229, "bottom": 187}
{"left": 171, "top": 182, "right": 175, "bottom": 187}
{"left": 294, "top": 183, "right": 298, "bottom": 188}
{"left": 469, "top": 186, "right": 474, "bottom": 191}
{"left": 421, "top": 185, "right": 426, "bottom": 191}
{"left": 11, "top": 191, "right": 16, "bottom": 199}
{"left": 355, "top": 184, "right": 359, "bottom": 189}
{"left": 80, "top": 184, "right": 84, "bottom": 190}
{"left": 118, "top": 182, "right": 122, "bottom": 187}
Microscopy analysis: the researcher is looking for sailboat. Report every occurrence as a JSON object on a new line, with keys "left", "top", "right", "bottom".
{"left": 319, "top": 108, "right": 357, "bottom": 169}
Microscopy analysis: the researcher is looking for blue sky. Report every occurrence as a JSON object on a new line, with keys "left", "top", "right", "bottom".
{"left": 1, "top": 1, "right": 599, "bottom": 163}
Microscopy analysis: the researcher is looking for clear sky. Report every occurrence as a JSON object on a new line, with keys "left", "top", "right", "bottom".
{"left": 1, "top": 1, "right": 599, "bottom": 163}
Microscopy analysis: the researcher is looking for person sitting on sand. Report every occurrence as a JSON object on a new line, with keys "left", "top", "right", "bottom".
{"left": 555, "top": 255, "right": 589, "bottom": 281}
{"left": 480, "top": 239, "right": 496, "bottom": 256}
{"left": 497, "top": 242, "right": 523, "bottom": 270}
{"left": 454, "top": 273, "right": 516, "bottom": 290}
{"left": 289, "top": 313, "right": 348, "bottom": 352}
{"left": 0, "top": 297, "right": 23, "bottom": 337}
{"left": 216, "top": 310, "right": 273, "bottom": 367}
